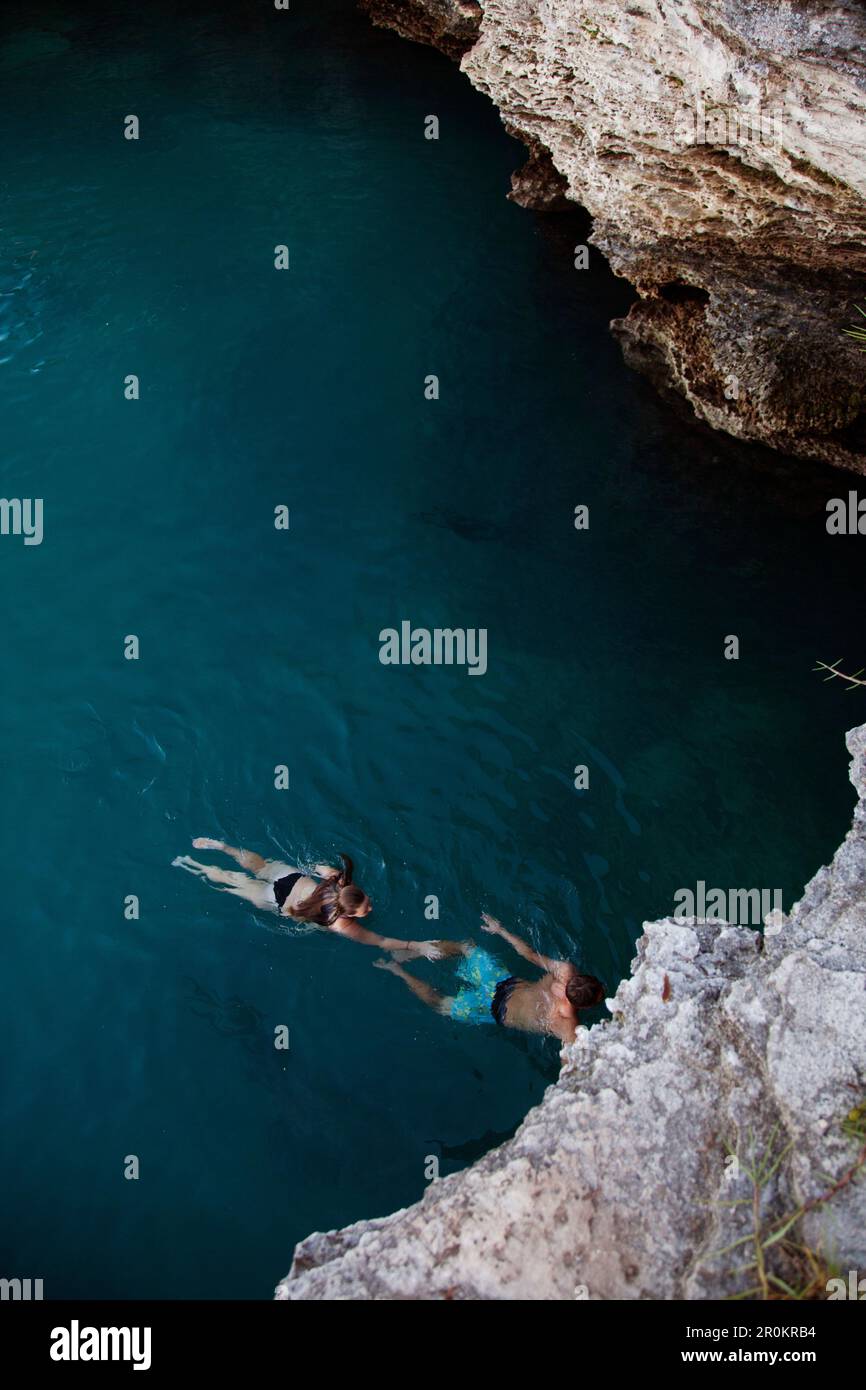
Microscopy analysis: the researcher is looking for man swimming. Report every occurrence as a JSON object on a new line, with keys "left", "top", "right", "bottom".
{"left": 173, "top": 839, "right": 443, "bottom": 960}
{"left": 374, "top": 911, "right": 605, "bottom": 1045}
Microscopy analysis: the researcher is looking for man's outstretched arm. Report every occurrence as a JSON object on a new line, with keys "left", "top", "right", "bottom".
{"left": 480, "top": 912, "right": 561, "bottom": 973}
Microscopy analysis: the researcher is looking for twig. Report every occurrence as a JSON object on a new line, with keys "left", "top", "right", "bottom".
{"left": 814, "top": 660, "right": 866, "bottom": 691}
{"left": 797, "top": 1139, "right": 866, "bottom": 1220}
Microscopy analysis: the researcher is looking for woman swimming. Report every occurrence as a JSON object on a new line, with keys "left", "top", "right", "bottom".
{"left": 173, "top": 838, "right": 443, "bottom": 960}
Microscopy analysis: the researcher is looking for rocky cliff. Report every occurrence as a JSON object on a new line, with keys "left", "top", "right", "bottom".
{"left": 276, "top": 721, "right": 866, "bottom": 1299}
{"left": 362, "top": 0, "right": 866, "bottom": 472}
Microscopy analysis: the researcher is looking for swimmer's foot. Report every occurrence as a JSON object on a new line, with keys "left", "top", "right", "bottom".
{"left": 192, "top": 837, "right": 224, "bottom": 851}
{"left": 373, "top": 957, "right": 402, "bottom": 975}
{"left": 172, "top": 854, "right": 206, "bottom": 875}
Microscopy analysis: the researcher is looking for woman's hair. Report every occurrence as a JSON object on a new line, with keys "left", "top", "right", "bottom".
{"left": 288, "top": 854, "right": 370, "bottom": 926}
{"left": 565, "top": 973, "right": 605, "bottom": 1011}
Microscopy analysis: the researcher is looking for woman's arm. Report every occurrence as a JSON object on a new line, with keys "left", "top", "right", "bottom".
{"left": 331, "top": 919, "right": 443, "bottom": 960}
{"left": 480, "top": 912, "right": 558, "bottom": 972}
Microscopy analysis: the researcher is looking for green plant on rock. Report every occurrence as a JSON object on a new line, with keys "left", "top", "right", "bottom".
{"left": 844, "top": 304, "right": 866, "bottom": 350}
{"left": 708, "top": 1105, "right": 866, "bottom": 1300}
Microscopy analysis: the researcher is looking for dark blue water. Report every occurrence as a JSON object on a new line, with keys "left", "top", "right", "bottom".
{"left": 1, "top": 0, "right": 862, "bottom": 1298}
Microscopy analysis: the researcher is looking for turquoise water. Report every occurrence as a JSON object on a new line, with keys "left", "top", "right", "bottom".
{"left": 1, "top": 0, "right": 863, "bottom": 1299}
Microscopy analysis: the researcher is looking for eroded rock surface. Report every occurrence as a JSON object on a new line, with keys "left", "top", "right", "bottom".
{"left": 363, "top": 0, "right": 866, "bottom": 470}
{"left": 277, "top": 722, "right": 866, "bottom": 1300}
{"left": 360, "top": 0, "right": 482, "bottom": 59}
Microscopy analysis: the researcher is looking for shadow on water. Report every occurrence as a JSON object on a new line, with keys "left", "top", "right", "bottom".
{"left": 426, "top": 1125, "right": 519, "bottom": 1168}
{"left": 183, "top": 978, "right": 266, "bottom": 1045}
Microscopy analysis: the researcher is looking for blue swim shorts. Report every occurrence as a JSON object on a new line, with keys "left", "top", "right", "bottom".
{"left": 448, "top": 947, "right": 508, "bottom": 1025}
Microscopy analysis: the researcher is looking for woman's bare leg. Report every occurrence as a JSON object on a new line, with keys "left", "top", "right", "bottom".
{"left": 191, "top": 838, "right": 268, "bottom": 874}
{"left": 174, "top": 856, "right": 253, "bottom": 888}
{"left": 373, "top": 959, "right": 451, "bottom": 1014}
{"left": 173, "top": 856, "right": 272, "bottom": 908}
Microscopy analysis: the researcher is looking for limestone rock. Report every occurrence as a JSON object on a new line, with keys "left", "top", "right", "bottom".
{"left": 363, "top": 0, "right": 866, "bottom": 470}
{"left": 360, "top": 0, "right": 482, "bottom": 59}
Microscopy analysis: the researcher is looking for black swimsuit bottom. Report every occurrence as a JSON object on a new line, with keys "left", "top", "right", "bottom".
{"left": 273, "top": 871, "right": 303, "bottom": 910}
{"left": 273, "top": 872, "right": 334, "bottom": 925}
{"left": 491, "top": 976, "right": 519, "bottom": 1027}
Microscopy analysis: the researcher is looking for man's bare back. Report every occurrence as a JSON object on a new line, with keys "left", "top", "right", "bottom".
{"left": 496, "top": 970, "right": 581, "bottom": 1044}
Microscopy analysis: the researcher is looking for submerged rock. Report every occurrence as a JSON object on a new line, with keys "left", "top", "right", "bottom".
{"left": 276, "top": 722, "right": 866, "bottom": 1299}
{"left": 361, "top": 0, "right": 866, "bottom": 472}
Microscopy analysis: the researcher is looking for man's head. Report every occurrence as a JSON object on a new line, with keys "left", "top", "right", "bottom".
{"left": 564, "top": 971, "right": 605, "bottom": 1013}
